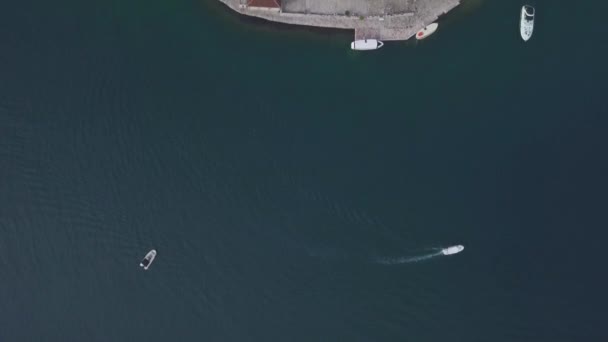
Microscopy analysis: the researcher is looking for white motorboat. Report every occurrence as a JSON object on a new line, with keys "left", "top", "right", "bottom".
{"left": 416, "top": 23, "right": 439, "bottom": 40}
{"left": 350, "top": 39, "right": 384, "bottom": 51}
{"left": 520, "top": 5, "right": 535, "bottom": 41}
{"left": 441, "top": 245, "right": 464, "bottom": 256}
{"left": 140, "top": 249, "right": 157, "bottom": 270}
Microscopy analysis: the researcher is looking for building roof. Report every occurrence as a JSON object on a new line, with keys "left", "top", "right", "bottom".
{"left": 247, "top": 0, "right": 280, "bottom": 8}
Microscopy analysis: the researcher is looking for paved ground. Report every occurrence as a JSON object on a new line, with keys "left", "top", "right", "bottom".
{"left": 220, "top": 0, "right": 461, "bottom": 41}
{"left": 281, "top": 0, "right": 415, "bottom": 16}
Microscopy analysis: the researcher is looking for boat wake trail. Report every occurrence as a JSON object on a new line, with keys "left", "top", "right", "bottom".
{"left": 309, "top": 245, "right": 464, "bottom": 265}
{"left": 373, "top": 250, "right": 444, "bottom": 265}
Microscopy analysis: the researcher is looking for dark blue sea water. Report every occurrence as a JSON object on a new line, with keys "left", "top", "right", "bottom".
{"left": 1, "top": 0, "right": 607, "bottom": 340}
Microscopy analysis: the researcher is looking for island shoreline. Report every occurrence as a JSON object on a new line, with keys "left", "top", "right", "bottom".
{"left": 217, "top": 0, "right": 461, "bottom": 41}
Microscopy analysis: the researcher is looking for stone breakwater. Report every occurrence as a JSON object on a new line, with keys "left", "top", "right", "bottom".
{"left": 217, "top": 0, "right": 460, "bottom": 41}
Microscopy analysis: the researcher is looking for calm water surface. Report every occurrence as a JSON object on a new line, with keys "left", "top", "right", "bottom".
{"left": 0, "top": 0, "right": 607, "bottom": 340}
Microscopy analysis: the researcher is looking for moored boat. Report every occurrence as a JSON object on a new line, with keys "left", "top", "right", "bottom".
{"left": 520, "top": 5, "right": 535, "bottom": 41}
{"left": 140, "top": 249, "right": 157, "bottom": 270}
{"left": 416, "top": 23, "right": 439, "bottom": 40}
{"left": 350, "top": 39, "right": 384, "bottom": 51}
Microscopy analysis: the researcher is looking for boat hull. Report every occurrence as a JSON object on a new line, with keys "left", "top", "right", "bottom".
{"left": 442, "top": 245, "right": 464, "bottom": 256}
{"left": 350, "top": 39, "right": 384, "bottom": 51}
{"left": 520, "top": 5, "right": 535, "bottom": 41}
{"left": 416, "top": 23, "right": 439, "bottom": 40}
{"left": 140, "top": 249, "right": 157, "bottom": 270}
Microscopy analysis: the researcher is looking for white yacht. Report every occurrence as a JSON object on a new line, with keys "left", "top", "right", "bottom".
{"left": 350, "top": 39, "right": 384, "bottom": 51}
{"left": 442, "top": 245, "right": 464, "bottom": 256}
{"left": 520, "top": 5, "right": 535, "bottom": 41}
{"left": 416, "top": 23, "right": 439, "bottom": 40}
{"left": 140, "top": 249, "right": 157, "bottom": 270}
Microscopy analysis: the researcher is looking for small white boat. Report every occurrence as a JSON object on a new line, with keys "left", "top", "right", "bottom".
{"left": 350, "top": 39, "right": 384, "bottom": 51}
{"left": 520, "top": 5, "right": 535, "bottom": 41}
{"left": 442, "top": 245, "right": 464, "bottom": 256}
{"left": 139, "top": 249, "right": 157, "bottom": 270}
{"left": 416, "top": 23, "right": 439, "bottom": 40}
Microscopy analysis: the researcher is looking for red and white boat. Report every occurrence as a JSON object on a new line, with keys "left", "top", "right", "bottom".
{"left": 416, "top": 23, "right": 439, "bottom": 40}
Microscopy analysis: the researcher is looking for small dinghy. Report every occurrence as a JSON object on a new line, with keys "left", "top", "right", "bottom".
{"left": 416, "top": 23, "right": 439, "bottom": 40}
{"left": 140, "top": 249, "right": 157, "bottom": 270}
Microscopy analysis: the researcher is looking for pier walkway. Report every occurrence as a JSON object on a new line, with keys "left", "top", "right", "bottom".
{"left": 218, "top": 0, "right": 460, "bottom": 41}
